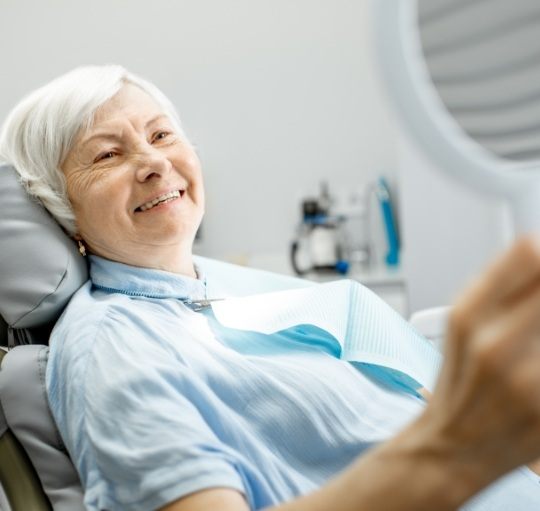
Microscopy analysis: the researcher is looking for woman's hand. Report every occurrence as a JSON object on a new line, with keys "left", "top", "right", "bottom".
{"left": 417, "top": 235, "right": 540, "bottom": 489}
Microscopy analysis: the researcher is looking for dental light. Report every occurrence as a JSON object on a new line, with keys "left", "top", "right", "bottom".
{"left": 373, "top": 0, "right": 540, "bottom": 234}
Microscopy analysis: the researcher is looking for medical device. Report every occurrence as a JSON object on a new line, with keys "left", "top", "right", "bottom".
{"left": 373, "top": 0, "right": 540, "bottom": 234}
{"left": 290, "top": 178, "right": 401, "bottom": 275}
{"left": 290, "top": 182, "right": 349, "bottom": 275}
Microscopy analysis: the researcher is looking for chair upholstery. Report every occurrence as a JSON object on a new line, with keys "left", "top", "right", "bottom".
{"left": 0, "top": 480, "right": 12, "bottom": 511}
{"left": 0, "top": 163, "right": 88, "bottom": 509}
{"left": 0, "top": 164, "right": 87, "bottom": 343}
{"left": 0, "top": 348, "right": 51, "bottom": 511}
{"left": 0, "top": 346, "right": 85, "bottom": 511}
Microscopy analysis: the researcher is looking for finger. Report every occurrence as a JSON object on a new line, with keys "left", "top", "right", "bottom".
{"left": 445, "top": 238, "right": 540, "bottom": 380}
{"left": 454, "top": 236, "right": 540, "bottom": 322}
{"left": 471, "top": 279, "right": 540, "bottom": 365}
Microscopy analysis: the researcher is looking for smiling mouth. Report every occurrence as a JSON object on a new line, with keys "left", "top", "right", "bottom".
{"left": 135, "top": 190, "right": 184, "bottom": 212}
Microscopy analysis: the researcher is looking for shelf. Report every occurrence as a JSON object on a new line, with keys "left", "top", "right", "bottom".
{"left": 245, "top": 252, "right": 404, "bottom": 287}
{"left": 304, "top": 265, "right": 404, "bottom": 286}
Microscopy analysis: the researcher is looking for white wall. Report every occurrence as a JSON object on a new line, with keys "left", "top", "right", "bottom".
{"left": 0, "top": 0, "right": 398, "bottom": 261}
{"left": 1, "top": 0, "right": 512, "bottom": 312}
{"left": 397, "top": 131, "right": 513, "bottom": 314}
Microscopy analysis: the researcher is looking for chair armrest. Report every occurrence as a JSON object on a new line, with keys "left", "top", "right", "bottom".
{"left": 0, "top": 349, "right": 51, "bottom": 510}
{"left": 409, "top": 306, "right": 451, "bottom": 352}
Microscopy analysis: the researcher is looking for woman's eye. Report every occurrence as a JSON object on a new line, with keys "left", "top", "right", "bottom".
{"left": 94, "top": 151, "right": 116, "bottom": 163}
{"left": 152, "top": 131, "right": 170, "bottom": 143}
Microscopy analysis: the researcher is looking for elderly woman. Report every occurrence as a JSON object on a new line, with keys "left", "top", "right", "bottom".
{"left": 1, "top": 65, "right": 540, "bottom": 511}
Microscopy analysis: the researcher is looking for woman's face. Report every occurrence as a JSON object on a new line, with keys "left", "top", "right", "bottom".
{"left": 62, "top": 84, "right": 204, "bottom": 272}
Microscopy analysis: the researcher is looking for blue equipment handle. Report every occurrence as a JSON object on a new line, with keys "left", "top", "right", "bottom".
{"left": 376, "top": 178, "right": 400, "bottom": 266}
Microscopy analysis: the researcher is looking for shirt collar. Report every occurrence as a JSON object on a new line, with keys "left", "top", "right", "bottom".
{"left": 89, "top": 255, "right": 207, "bottom": 301}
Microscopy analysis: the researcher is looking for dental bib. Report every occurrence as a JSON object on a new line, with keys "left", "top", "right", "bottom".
{"left": 203, "top": 279, "right": 443, "bottom": 394}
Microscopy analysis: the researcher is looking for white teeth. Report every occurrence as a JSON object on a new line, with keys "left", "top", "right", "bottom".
{"left": 138, "top": 190, "right": 181, "bottom": 211}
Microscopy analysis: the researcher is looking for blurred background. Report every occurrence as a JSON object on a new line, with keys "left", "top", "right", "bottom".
{"left": 0, "top": 0, "right": 511, "bottom": 317}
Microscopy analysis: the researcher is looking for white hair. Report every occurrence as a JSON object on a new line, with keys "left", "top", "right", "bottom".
{"left": 0, "top": 65, "right": 185, "bottom": 235}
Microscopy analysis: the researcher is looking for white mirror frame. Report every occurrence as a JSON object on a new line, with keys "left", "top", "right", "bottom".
{"left": 372, "top": 0, "right": 540, "bottom": 234}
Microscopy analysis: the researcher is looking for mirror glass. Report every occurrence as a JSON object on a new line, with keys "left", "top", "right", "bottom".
{"left": 417, "top": 0, "right": 540, "bottom": 164}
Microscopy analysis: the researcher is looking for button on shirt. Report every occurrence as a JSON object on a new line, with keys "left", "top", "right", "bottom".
{"left": 46, "top": 256, "right": 540, "bottom": 511}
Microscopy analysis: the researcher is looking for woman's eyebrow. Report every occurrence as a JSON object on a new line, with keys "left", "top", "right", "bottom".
{"left": 80, "top": 114, "right": 170, "bottom": 149}
{"left": 145, "top": 114, "right": 169, "bottom": 128}
{"left": 80, "top": 132, "right": 120, "bottom": 150}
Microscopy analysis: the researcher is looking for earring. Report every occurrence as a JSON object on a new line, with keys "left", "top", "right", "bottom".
{"left": 78, "top": 240, "right": 87, "bottom": 257}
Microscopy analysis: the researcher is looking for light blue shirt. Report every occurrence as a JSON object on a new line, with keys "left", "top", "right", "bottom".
{"left": 46, "top": 256, "right": 540, "bottom": 511}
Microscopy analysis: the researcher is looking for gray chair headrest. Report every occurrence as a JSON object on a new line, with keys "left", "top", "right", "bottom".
{"left": 0, "top": 164, "right": 88, "bottom": 341}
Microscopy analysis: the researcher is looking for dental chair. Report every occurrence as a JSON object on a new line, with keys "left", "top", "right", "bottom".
{"left": 0, "top": 163, "right": 88, "bottom": 511}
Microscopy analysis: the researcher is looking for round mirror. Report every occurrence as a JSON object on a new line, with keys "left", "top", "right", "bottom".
{"left": 373, "top": 0, "right": 540, "bottom": 233}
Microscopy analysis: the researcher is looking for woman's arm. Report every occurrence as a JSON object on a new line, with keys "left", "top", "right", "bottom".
{"left": 159, "top": 434, "right": 472, "bottom": 511}
{"left": 162, "top": 235, "right": 540, "bottom": 511}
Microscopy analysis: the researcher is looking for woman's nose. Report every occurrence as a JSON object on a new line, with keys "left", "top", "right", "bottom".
{"left": 134, "top": 146, "right": 172, "bottom": 182}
